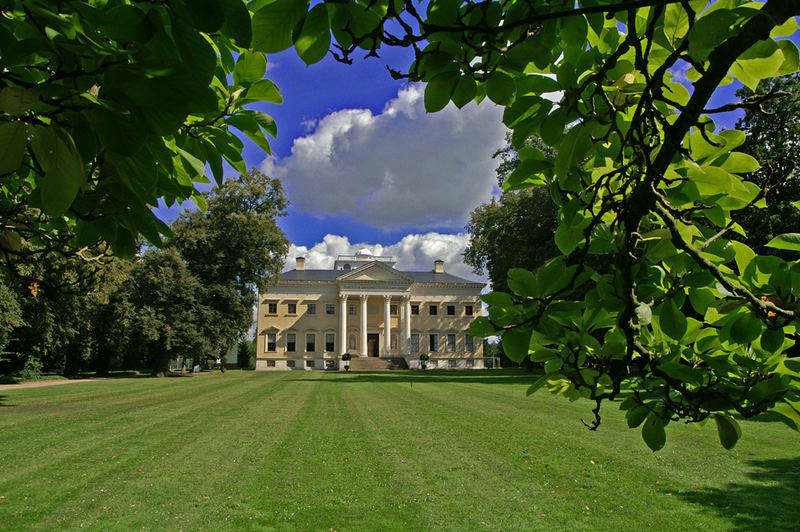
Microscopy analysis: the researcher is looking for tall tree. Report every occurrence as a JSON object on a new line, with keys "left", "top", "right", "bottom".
{"left": 168, "top": 169, "right": 289, "bottom": 363}
{"left": 465, "top": 187, "right": 558, "bottom": 294}
{"left": 734, "top": 74, "right": 800, "bottom": 255}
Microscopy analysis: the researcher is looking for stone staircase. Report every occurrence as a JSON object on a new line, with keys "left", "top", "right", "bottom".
{"left": 346, "top": 357, "right": 409, "bottom": 371}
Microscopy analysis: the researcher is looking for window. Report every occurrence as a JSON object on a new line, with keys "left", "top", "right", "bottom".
{"left": 348, "top": 334, "right": 357, "bottom": 351}
{"left": 349, "top": 303, "right": 357, "bottom": 315}
{"left": 465, "top": 305, "right": 473, "bottom": 316}
{"left": 266, "top": 333, "right": 276, "bottom": 352}
{"left": 325, "top": 333, "right": 335, "bottom": 352}
{"left": 307, "top": 303, "right": 316, "bottom": 315}
{"left": 287, "top": 303, "right": 296, "bottom": 314}
{"left": 306, "top": 360, "right": 315, "bottom": 368}
{"left": 448, "top": 359, "right": 458, "bottom": 368}
{"left": 465, "top": 334, "right": 475, "bottom": 352}
{"left": 286, "top": 333, "right": 296, "bottom": 352}
{"left": 429, "top": 304, "right": 437, "bottom": 316}
{"left": 286, "top": 360, "right": 295, "bottom": 368}
{"left": 447, "top": 334, "right": 456, "bottom": 352}
{"left": 411, "top": 304, "right": 419, "bottom": 315}
{"left": 326, "top": 303, "right": 335, "bottom": 315}
{"left": 267, "top": 302, "right": 277, "bottom": 314}
{"left": 410, "top": 334, "right": 420, "bottom": 353}
{"left": 306, "top": 333, "right": 316, "bottom": 352}
{"left": 466, "top": 359, "right": 475, "bottom": 368}
{"left": 325, "top": 360, "right": 336, "bottom": 369}
{"left": 447, "top": 305, "right": 455, "bottom": 316}
{"left": 391, "top": 335, "right": 398, "bottom": 350}
{"left": 267, "top": 360, "right": 276, "bottom": 367}
{"left": 390, "top": 304, "right": 397, "bottom": 315}
{"left": 429, "top": 334, "right": 438, "bottom": 352}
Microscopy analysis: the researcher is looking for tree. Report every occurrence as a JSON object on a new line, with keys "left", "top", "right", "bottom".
{"left": 127, "top": 249, "right": 209, "bottom": 376}
{"left": 465, "top": 187, "right": 558, "bottom": 294}
{"left": 169, "top": 169, "right": 289, "bottom": 364}
{"left": 0, "top": 0, "right": 280, "bottom": 265}
{"left": 258, "top": 0, "right": 800, "bottom": 450}
{"left": 733, "top": 74, "right": 800, "bottom": 255}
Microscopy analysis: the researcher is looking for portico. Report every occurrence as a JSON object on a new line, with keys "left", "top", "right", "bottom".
{"left": 255, "top": 252, "right": 485, "bottom": 370}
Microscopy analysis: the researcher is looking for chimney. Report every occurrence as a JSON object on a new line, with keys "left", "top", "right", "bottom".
{"left": 296, "top": 257, "right": 305, "bottom": 271}
{"left": 433, "top": 260, "right": 444, "bottom": 273}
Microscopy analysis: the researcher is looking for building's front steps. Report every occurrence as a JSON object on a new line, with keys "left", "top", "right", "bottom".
{"left": 346, "top": 357, "right": 408, "bottom": 371}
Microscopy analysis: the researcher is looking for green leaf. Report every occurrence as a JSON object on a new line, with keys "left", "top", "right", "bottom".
{"left": 730, "top": 40, "right": 784, "bottom": 91}
{"left": 469, "top": 316, "right": 495, "bottom": 338}
{"left": 184, "top": 0, "right": 224, "bottom": 32}
{"left": 555, "top": 125, "right": 591, "bottom": 184}
{"left": 770, "top": 404, "right": 800, "bottom": 431}
{"left": 730, "top": 312, "right": 763, "bottom": 345}
{"left": 295, "top": 3, "right": 331, "bottom": 66}
{"left": 626, "top": 406, "right": 650, "bottom": 428}
{"left": 663, "top": 3, "right": 689, "bottom": 48}
{"left": 451, "top": 76, "right": 477, "bottom": 108}
{"left": 713, "top": 413, "right": 741, "bottom": 450}
{"left": 424, "top": 71, "right": 460, "bottom": 112}
{"left": 0, "top": 87, "right": 39, "bottom": 115}
{"left": 502, "top": 327, "right": 533, "bottom": 362}
{"left": 507, "top": 268, "right": 538, "bottom": 297}
{"left": 219, "top": 0, "right": 252, "bottom": 48}
{"left": 233, "top": 51, "right": 267, "bottom": 86}
{"left": 687, "top": 10, "right": 738, "bottom": 62}
{"left": 0, "top": 121, "right": 27, "bottom": 175}
{"left": 760, "top": 328, "right": 784, "bottom": 353}
{"left": 31, "top": 127, "right": 86, "bottom": 217}
{"left": 244, "top": 79, "right": 283, "bottom": 104}
{"left": 486, "top": 71, "right": 517, "bottom": 105}
{"left": 252, "top": 0, "right": 310, "bottom": 53}
{"left": 766, "top": 233, "right": 800, "bottom": 251}
{"left": 659, "top": 297, "right": 687, "bottom": 341}
{"left": 526, "top": 375, "right": 548, "bottom": 396}
{"left": 641, "top": 413, "right": 666, "bottom": 451}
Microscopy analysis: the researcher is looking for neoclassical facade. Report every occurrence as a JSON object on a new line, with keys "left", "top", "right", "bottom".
{"left": 255, "top": 251, "right": 485, "bottom": 370}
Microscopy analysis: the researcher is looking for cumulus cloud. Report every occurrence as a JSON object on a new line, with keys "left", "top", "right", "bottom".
{"left": 262, "top": 84, "right": 506, "bottom": 229}
{"left": 285, "top": 232, "right": 485, "bottom": 283}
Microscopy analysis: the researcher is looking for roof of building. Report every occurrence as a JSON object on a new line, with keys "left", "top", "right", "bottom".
{"left": 279, "top": 269, "right": 483, "bottom": 286}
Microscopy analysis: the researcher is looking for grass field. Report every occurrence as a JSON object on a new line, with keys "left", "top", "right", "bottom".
{"left": 0, "top": 369, "right": 798, "bottom": 531}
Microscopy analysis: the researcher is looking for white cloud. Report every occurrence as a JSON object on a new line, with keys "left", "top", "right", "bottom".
{"left": 262, "top": 84, "right": 506, "bottom": 229}
{"left": 285, "top": 232, "right": 485, "bottom": 283}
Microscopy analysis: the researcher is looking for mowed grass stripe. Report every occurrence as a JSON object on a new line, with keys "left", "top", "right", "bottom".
{"left": 1, "top": 370, "right": 799, "bottom": 531}
{"left": 0, "top": 374, "right": 281, "bottom": 488}
{"left": 2, "top": 373, "right": 299, "bottom": 529}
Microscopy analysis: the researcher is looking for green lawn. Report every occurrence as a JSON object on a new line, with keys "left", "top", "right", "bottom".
{"left": 0, "top": 370, "right": 798, "bottom": 531}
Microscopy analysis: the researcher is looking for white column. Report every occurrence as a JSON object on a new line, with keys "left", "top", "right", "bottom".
{"left": 402, "top": 295, "right": 411, "bottom": 355}
{"left": 338, "top": 294, "right": 347, "bottom": 356}
{"left": 359, "top": 294, "right": 368, "bottom": 357}
{"left": 383, "top": 295, "right": 391, "bottom": 357}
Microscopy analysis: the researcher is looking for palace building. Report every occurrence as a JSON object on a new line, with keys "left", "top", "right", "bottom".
{"left": 255, "top": 250, "right": 486, "bottom": 370}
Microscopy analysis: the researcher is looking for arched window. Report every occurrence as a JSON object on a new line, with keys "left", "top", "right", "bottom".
{"left": 343, "top": 264, "right": 351, "bottom": 271}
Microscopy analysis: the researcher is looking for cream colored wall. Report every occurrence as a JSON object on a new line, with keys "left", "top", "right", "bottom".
{"left": 256, "top": 281, "right": 484, "bottom": 362}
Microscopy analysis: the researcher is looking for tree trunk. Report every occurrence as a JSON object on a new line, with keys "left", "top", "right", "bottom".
{"left": 152, "top": 337, "right": 171, "bottom": 377}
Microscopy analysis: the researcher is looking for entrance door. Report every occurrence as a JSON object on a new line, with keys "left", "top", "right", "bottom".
{"left": 367, "top": 333, "right": 380, "bottom": 357}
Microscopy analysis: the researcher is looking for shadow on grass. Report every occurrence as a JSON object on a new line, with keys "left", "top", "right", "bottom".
{"left": 0, "top": 394, "right": 10, "bottom": 407}
{"left": 672, "top": 457, "right": 800, "bottom": 531}
{"left": 292, "top": 369, "right": 544, "bottom": 385}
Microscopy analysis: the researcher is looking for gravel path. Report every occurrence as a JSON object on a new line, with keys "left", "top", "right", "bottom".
{"left": 0, "top": 378, "right": 106, "bottom": 391}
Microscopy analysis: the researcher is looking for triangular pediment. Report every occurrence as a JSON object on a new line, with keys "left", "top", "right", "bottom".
{"left": 336, "top": 261, "right": 414, "bottom": 283}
